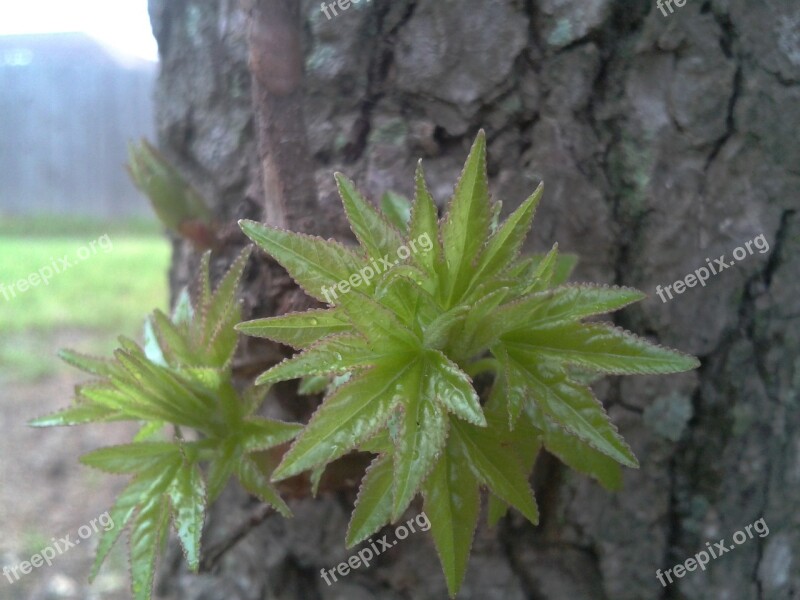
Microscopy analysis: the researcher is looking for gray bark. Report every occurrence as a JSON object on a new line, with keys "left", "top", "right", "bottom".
{"left": 148, "top": 0, "right": 800, "bottom": 598}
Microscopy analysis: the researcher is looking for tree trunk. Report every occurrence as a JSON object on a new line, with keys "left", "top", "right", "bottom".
{"left": 148, "top": 0, "right": 799, "bottom": 598}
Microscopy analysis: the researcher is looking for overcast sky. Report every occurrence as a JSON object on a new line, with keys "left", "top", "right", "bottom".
{"left": 0, "top": 0, "right": 158, "bottom": 60}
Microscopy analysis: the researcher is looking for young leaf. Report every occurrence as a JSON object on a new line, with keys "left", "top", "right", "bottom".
{"left": 451, "top": 420, "right": 539, "bottom": 524}
{"left": 297, "top": 374, "right": 330, "bottom": 395}
{"left": 168, "top": 461, "right": 206, "bottom": 571}
{"left": 381, "top": 191, "right": 412, "bottom": 232}
{"left": 468, "top": 182, "right": 543, "bottom": 291}
{"left": 506, "top": 352, "right": 638, "bottom": 467}
{"left": 236, "top": 457, "right": 291, "bottom": 517}
{"left": 476, "top": 285, "right": 646, "bottom": 345}
{"left": 58, "top": 348, "right": 116, "bottom": 377}
{"left": 255, "top": 334, "right": 379, "bottom": 386}
{"left": 29, "top": 403, "right": 123, "bottom": 427}
{"left": 236, "top": 308, "right": 350, "bottom": 349}
{"left": 336, "top": 173, "right": 405, "bottom": 260}
{"left": 504, "top": 323, "right": 700, "bottom": 375}
{"left": 409, "top": 161, "right": 442, "bottom": 276}
{"left": 392, "top": 361, "right": 448, "bottom": 520}
{"left": 240, "top": 219, "right": 365, "bottom": 302}
{"left": 423, "top": 435, "right": 480, "bottom": 598}
{"left": 441, "top": 130, "right": 492, "bottom": 303}
{"left": 426, "top": 350, "right": 486, "bottom": 427}
{"left": 206, "top": 437, "right": 240, "bottom": 504}
{"left": 346, "top": 455, "right": 394, "bottom": 547}
{"left": 89, "top": 461, "right": 178, "bottom": 582}
{"left": 130, "top": 495, "right": 170, "bottom": 600}
{"left": 529, "top": 406, "right": 622, "bottom": 491}
{"left": 521, "top": 243, "right": 559, "bottom": 294}
{"left": 80, "top": 443, "right": 181, "bottom": 474}
{"left": 240, "top": 417, "right": 303, "bottom": 453}
{"left": 272, "top": 360, "right": 416, "bottom": 481}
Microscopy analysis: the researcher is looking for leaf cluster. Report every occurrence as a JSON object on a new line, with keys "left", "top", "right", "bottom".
{"left": 31, "top": 250, "right": 300, "bottom": 600}
{"left": 38, "top": 131, "right": 699, "bottom": 599}
{"left": 238, "top": 130, "right": 700, "bottom": 595}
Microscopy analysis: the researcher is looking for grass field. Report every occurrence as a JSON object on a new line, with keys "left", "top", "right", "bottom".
{"left": 0, "top": 217, "right": 170, "bottom": 381}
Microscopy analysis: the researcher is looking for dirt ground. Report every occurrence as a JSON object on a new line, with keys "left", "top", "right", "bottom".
{"left": 0, "top": 333, "right": 139, "bottom": 599}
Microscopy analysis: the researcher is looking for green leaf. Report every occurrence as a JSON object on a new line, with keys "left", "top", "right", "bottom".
{"left": 236, "top": 308, "right": 350, "bottom": 349}
{"left": 29, "top": 403, "right": 122, "bottom": 427}
{"left": 240, "top": 219, "right": 365, "bottom": 303}
{"left": 474, "top": 285, "right": 646, "bottom": 350}
{"left": 336, "top": 173, "right": 405, "bottom": 260}
{"left": 195, "top": 248, "right": 250, "bottom": 366}
{"left": 409, "top": 161, "right": 442, "bottom": 276}
{"left": 89, "top": 460, "right": 179, "bottom": 582}
{"left": 143, "top": 316, "right": 168, "bottom": 367}
{"left": 381, "top": 191, "right": 412, "bottom": 232}
{"left": 521, "top": 243, "right": 559, "bottom": 294}
{"left": 359, "top": 429, "right": 393, "bottom": 454}
{"left": 506, "top": 353, "right": 638, "bottom": 467}
{"left": 458, "top": 287, "right": 511, "bottom": 358}
{"left": 552, "top": 254, "right": 578, "bottom": 285}
{"left": 535, "top": 413, "right": 622, "bottom": 490}
{"left": 374, "top": 270, "right": 439, "bottom": 329}
{"left": 426, "top": 350, "right": 486, "bottom": 427}
{"left": 198, "top": 247, "right": 249, "bottom": 337}
{"left": 168, "top": 462, "right": 206, "bottom": 571}
{"left": 80, "top": 443, "right": 181, "bottom": 474}
{"left": 423, "top": 435, "right": 480, "bottom": 598}
{"left": 336, "top": 291, "right": 420, "bottom": 350}
{"left": 468, "top": 183, "right": 543, "bottom": 290}
{"left": 297, "top": 374, "right": 330, "bottom": 395}
{"left": 206, "top": 436, "right": 239, "bottom": 503}
{"left": 58, "top": 349, "right": 116, "bottom": 377}
{"left": 504, "top": 323, "right": 700, "bottom": 375}
{"left": 195, "top": 251, "right": 212, "bottom": 307}
{"left": 235, "top": 457, "right": 291, "bottom": 517}
{"left": 255, "top": 334, "right": 378, "bottom": 386}
{"left": 240, "top": 417, "right": 303, "bottom": 453}
{"left": 423, "top": 306, "right": 469, "bottom": 350}
{"left": 171, "top": 286, "right": 194, "bottom": 326}
{"left": 346, "top": 455, "right": 394, "bottom": 547}
{"left": 392, "top": 361, "right": 448, "bottom": 520}
{"left": 111, "top": 352, "right": 217, "bottom": 430}
{"left": 151, "top": 310, "right": 195, "bottom": 367}
{"left": 490, "top": 343, "right": 525, "bottom": 427}
{"left": 452, "top": 420, "right": 539, "bottom": 524}
{"left": 76, "top": 382, "right": 162, "bottom": 423}
{"left": 130, "top": 494, "right": 170, "bottom": 600}
{"left": 487, "top": 493, "right": 508, "bottom": 527}
{"left": 127, "top": 140, "right": 212, "bottom": 234}
{"left": 521, "top": 285, "right": 645, "bottom": 330}
{"left": 272, "top": 360, "right": 415, "bottom": 481}
{"left": 441, "top": 130, "right": 492, "bottom": 303}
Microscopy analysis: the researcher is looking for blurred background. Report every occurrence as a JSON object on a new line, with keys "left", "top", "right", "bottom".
{"left": 2, "top": 1, "right": 799, "bottom": 599}
{"left": 0, "top": 1, "right": 167, "bottom": 597}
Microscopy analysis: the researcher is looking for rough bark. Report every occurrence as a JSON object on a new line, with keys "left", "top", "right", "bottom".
{"left": 148, "top": 0, "right": 799, "bottom": 598}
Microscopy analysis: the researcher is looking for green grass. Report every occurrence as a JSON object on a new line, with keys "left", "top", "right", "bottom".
{"left": 0, "top": 214, "right": 163, "bottom": 237}
{"left": 0, "top": 232, "right": 170, "bottom": 382}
